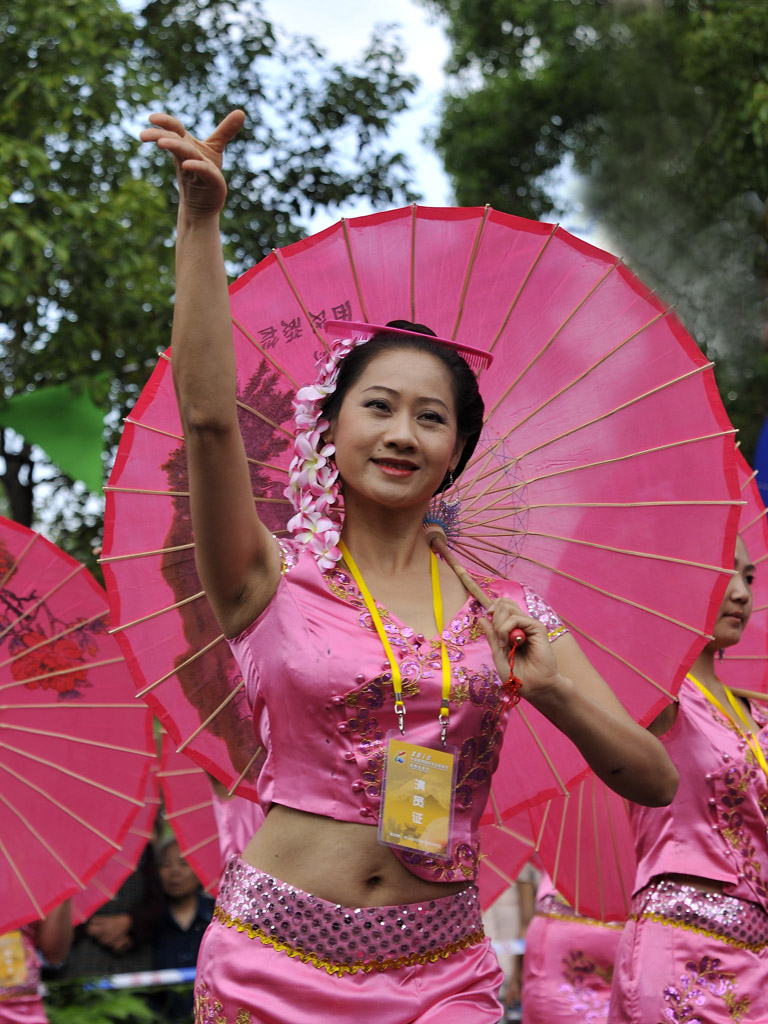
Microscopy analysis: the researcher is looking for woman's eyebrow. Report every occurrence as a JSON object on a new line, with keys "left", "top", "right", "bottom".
{"left": 362, "top": 385, "right": 450, "bottom": 410}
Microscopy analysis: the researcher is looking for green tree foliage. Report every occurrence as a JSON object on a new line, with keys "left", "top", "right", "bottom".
{"left": 423, "top": 0, "right": 768, "bottom": 460}
{"left": 0, "top": 0, "right": 417, "bottom": 567}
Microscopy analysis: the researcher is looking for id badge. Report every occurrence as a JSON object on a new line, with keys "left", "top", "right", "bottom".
{"left": 0, "top": 930, "right": 28, "bottom": 988}
{"left": 378, "top": 732, "right": 458, "bottom": 859}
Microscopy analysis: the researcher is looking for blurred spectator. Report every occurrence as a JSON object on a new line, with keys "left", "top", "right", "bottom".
{"left": 150, "top": 838, "right": 213, "bottom": 1022}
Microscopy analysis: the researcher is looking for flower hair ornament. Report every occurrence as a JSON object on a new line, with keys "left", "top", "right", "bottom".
{"left": 284, "top": 335, "right": 363, "bottom": 570}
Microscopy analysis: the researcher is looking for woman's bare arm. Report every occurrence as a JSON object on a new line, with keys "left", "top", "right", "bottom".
{"left": 140, "top": 112, "right": 282, "bottom": 638}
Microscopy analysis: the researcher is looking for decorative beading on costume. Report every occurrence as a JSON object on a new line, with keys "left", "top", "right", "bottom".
{"left": 521, "top": 584, "right": 568, "bottom": 640}
{"left": 212, "top": 857, "right": 486, "bottom": 975}
{"left": 631, "top": 879, "right": 768, "bottom": 952}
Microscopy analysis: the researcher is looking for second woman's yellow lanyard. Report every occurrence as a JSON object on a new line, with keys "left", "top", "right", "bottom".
{"left": 338, "top": 540, "right": 452, "bottom": 744}
{"left": 687, "top": 672, "right": 768, "bottom": 782}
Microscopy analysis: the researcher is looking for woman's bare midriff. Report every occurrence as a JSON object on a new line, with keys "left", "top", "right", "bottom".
{"left": 660, "top": 873, "right": 726, "bottom": 895}
{"left": 241, "top": 804, "right": 470, "bottom": 908}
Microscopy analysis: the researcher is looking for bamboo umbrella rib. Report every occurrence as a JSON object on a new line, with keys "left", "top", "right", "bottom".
{"left": 730, "top": 688, "right": 768, "bottom": 701}
{"left": 0, "top": 657, "right": 126, "bottom": 694}
{"left": 176, "top": 679, "right": 245, "bottom": 750}
{"left": 0, "top": 611, "right": 106, "bottom": 671}
{"left": 0, "top": 759, "right": 127, "bottom": 846}
{"left": 574, "top": 781, "right": 584, "bottom": 913}
{"left": 159, "top": 351, "right": 171, "bottom": 363}
{"left": 0, "top": 702, "right": 141, "bottom": 710}
{"left": 341, "top": 219, "right": 370, "bottom": 321}
{"left": 235, "top": 398, "right": 293, "bottom": 439}
{"left": 0, "top": 563, "right": 85, "bottom": 644}
{"left": 550, "top": 794, "right": 569, "bottom": 890}
{"left": 0, "top": 744, "right": 146, "bottom": 804}
{"left": 231, "top": 316, "right": 301, "bottom": 389}
{"left": 725, "top": 654, "right": 768, "bottom": 662}
{"left": 513, "top": 705, "right": 569, "bottom": 796}
{"left": 105, "top": 486, "right": 191, "bottom": 497}
{"left": 487, "top": 223, "right": 559, "bottom": 356}
{"left": 455, "top": 528, "right": 735, "bottom": 575}
{"left": 467, "top": 428, "right": 737, "bottom": 492}
{"left": 741, "top": 508, "right": 768, "bottom": 532}
{"left": 0, "top": 533, "right": 36, "bottom": 591}
{"left": 514, "top": 362, "right": 716, "bottom": 464}
{"left": 228, "top": 745, "right": 264, "bottom": 795}
{"left": 605, "top": 788, "right": 632, "bottom": 917}
{"left": 0, "top": 790, "right": 86, "bottom": 887}
{"left": 0, "top": 832, "right": 43, "bottom": 917}
{"left": 451, "top": 205, "right": 490, "bottom": 339}
{"left": 100, "top": 542, "right": 195, "bottom": 564}
{"left": 485, "top": 259, "right": 625, "bottom": 421}
{"left": 463, "top": 362, "right": 717, "bottom": 507}
{"left": 514, "top": 552, "right": 717, "bottom": 639}
{"left": 178, "top": 831, "right": 219, "bottom": 858}
{"left": 164, "top": 800, "right": 213, "bottom": 819}
{"left": 477, "top": 856, "right": 519, "bottom": 889}
{"left": 488, "top": 787, "right": 503, "bottom": 826}
{"left": 109, "top": 590, "right": 206, "bottom": 633}
{"left": 136, "top": 634, "right": 226, "bottom": 698}
{"left": 533, "top": 799, "right": 552, "bottom": 853}
{"left": 448, "top": 541, "right": 502, "bottom": 578}
{"left": 158, "top": 767, "right": 199, "bottom": 780}
{"left": 0, "top": 723, "right": 154, "bottom": 757}
{"left": 590, "top": 781, "right": 603, "bottom": 920}
{"left": 493, "top": 824, "right": 536, "bottom": 848}
{"left": 557, "top": 614, "right": 677, "bottom": 699}
{"left": 124, "top": 417, "right": 183, "bottom": 442}
{"left": 91, "top": 875, "right": 114, "bottom": 898}
{"left": 273, "top": 249, "right": 329, "bottom": 349}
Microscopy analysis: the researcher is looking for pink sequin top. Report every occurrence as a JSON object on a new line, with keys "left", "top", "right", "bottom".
{"left": 227, "top": 541, "right": 567, "bottom": 884}
{"left": 630, "top": 676, "right": 768, "bottom": 910}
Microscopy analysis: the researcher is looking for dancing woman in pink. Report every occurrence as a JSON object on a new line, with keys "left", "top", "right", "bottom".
{"left": 609, "top": 537, "right": 768, "bottom": 1022}
{"left": 141, "top": 109, "right": 677, "bottom": 1024}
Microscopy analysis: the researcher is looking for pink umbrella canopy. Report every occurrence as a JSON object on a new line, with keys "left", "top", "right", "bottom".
{"left": 103, "top": 204, "right": 740, "bottom": 819}
{"left": 0, "top": 518, "right": 155, "bottom": 933}
{"left": 494, "top": 451, "right": 768, "bottom": 921}
{"left": 71, "top": 764, "right": 161, "bottom": 925}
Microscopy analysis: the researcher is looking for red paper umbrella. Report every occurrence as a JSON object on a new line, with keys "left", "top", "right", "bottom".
{"left": 720, "top": 449, "right": 768, "bottom": 695}
{"left": 0, "top": 518, "right": 155, "bottom": 933}
{"left": 103, "top": 205, "right": 740, "bottom": 818}
{"left": 71, "top": 764, "right": 161, "bottom": 925}
{"left": 493, "top": 450, "right": 768, "bottom": 921}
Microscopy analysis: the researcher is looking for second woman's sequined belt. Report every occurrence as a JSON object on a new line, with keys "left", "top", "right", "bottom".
{"left": 213, "top": 855, "right": 486, "bottom": 975}
{"left": 631, "top": 878, "right": 768, "bottom": 951}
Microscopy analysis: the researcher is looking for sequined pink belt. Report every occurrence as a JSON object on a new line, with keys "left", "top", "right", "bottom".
{"left": 631, "top": 878, "right": 768, "bottom": 952}
{"left": 213, "top": 856, "right": 487, "bottom": 975}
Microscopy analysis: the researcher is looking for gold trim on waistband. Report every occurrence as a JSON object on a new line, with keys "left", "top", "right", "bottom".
{"left": 213, "top": 905, "right": 486, "bottom": 975}
{"left": 631, "top": 910, "right": 768, "bottom": 953}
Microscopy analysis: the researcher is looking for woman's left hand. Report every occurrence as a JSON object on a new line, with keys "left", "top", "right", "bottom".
{"left": 480, "top": 598, "right": 561, "bottom": 700}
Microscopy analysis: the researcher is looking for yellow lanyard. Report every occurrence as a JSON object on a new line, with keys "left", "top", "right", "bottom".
{"left": 338, "top": 540, "right": 453, "bottom": 745}
{"left": 687, "top": 672, "right": 768, "bottom": 782}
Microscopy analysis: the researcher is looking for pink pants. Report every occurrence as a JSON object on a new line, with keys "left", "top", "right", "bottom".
{"left": 522, "top": 912, "right": 622, "bottom": 1023}
{"left": 194, "top": 857, "right": 504, "bottom": 1023}
{"left": 608, "top": 881, "right": 768, "bottom": 1023}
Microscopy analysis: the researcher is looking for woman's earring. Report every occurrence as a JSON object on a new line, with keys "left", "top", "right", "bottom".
{"left": 423, "top": 468, "right": 461, "bottom": 544}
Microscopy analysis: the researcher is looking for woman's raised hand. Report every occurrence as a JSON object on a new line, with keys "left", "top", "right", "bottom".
{"left": 480, "top": 597, "right": 560, "bottom": 701}
{"left": 139, "top": 110, "right": 246, "bottom": 219}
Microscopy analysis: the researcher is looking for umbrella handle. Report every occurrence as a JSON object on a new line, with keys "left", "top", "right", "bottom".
{"left": 424, "top": 524, "right": 526, "bottom": 647}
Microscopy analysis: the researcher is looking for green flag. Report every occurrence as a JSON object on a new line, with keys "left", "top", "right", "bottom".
{"left": 0, "top": 383, "right": 105, "bottom": 492}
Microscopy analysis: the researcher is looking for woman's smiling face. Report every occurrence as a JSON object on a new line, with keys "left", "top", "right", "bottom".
{"left": 325, "top": 348, "right": 464, "bottom": 513}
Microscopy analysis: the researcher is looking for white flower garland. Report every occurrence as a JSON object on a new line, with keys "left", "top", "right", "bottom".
{"left": 284, "top": 335, "right": 366, "bottom": 569}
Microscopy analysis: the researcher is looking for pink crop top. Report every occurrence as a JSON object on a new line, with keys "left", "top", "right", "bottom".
{"left": 630, "top": 676, "right": 768, "bottom": 910}
{"left": 227, "top": 540, "right": 567, "bottom": 884}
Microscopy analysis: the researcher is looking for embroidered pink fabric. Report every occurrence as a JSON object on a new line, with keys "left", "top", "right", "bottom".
{"left": 0, "top": 924, "right": 48, "bottom": 1023}
{"left": 630, "top": 677, "right": 768, "bottom": 911}
{"left": 226, "top": 540, "right": 567, "bottom": 883}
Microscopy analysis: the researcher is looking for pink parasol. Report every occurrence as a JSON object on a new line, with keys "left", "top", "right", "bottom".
{"left": 0, "top": 518, "right": 155, "bottom": 934}
{"left": 71, "top": 764, "right": 161, "bottom": 925}
{"left": 492, "top": 450, "right": 768, "bottom": 921}
{"left": 102, "top": 204, "right": 740, "bottom": 819}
